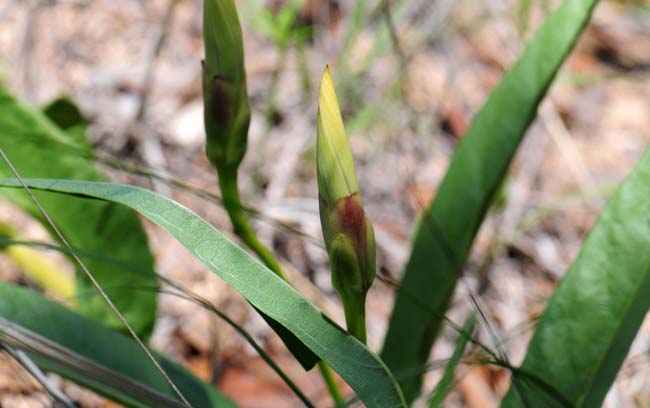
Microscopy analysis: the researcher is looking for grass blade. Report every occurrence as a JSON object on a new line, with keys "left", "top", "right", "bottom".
{"left": 381, "top": 0, "right": 600, "bottom": 402}
{"left": 0, "top": 178, "right": 407, "bottom": 408}
{"left": 501, "top": 148, "right": 650, "bottom": 406}
{"left": 428, "top": 313, "right": 476, "bottom": 408}
{"left": 0, "top": 282, "right": 235, "bottom": 408}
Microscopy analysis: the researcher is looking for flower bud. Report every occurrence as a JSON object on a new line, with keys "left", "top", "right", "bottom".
{"left": 202, "top": 0, "right": 251, "bottom": 175}
{"left": 317, "top": 66, "right": 376, "bottom": 342}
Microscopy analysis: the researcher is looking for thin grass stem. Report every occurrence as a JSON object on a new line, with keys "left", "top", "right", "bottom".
{"left": 0, "top": 148, "right": 191, "bottom": 407}
{"left": 318, "top": 361, "right": 345, "bottom": 407}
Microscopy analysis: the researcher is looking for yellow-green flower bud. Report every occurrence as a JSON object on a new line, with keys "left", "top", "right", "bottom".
{"left": 317, "top": 66, "right": 376, "bottom": 343}
{"left": 202, "top": 0, "right": 250, "bottom": 175}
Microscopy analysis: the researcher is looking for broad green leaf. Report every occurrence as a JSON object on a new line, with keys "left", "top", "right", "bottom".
{"left": 428, "top": 313, "right": 476, "bottom": 408}
{"left": 381, "top": 0, "right": 600, "bottom": 402}
{"left": 501, "top": 149, "right": 650, "bottom": 407}
{"left": 41, "top": 96, "right": 89, "bottom": 146}
{"left": 0, "top": 282, "right": 235, "bottom": 408}
{"left": 0, "top": 88, "right": 157, "bottom": 337}
{"left": 0, "top": 178, "right": 407, "bottom": 408}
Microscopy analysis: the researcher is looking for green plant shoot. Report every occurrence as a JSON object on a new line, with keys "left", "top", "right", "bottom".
{"left": 317, "top": 66, "right": 376, "bottom": 343}
{"left": 202, "top": 0, "right": 285, "bottom": 278}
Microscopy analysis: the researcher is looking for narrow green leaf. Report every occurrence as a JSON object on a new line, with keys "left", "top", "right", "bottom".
{"left": 501, "top": 149, "right": 650, "bottom": 406}
{"left": 381, "top": 0, "right": 600, "bottom": 402}
{"left": 0, "top": 89, "right": 157, "bottom": 337}
{"left": 0, "top": 178, "right": 407, "bottom": 408}
{"left": 429, "top": 313, "right": 476, "bottom": 408}
{"left": 0, "top": 282, "right": 235, "bottom": 408}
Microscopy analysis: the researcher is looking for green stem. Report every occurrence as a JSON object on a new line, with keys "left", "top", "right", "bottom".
{"left": 342, "top": 294, "right": 367, "bottom": 344}
{"left": 218, "top": 170, "right": 286, "bottom": 280}
{"left": 318, "top": 361, "right": 345, "bottom": 407}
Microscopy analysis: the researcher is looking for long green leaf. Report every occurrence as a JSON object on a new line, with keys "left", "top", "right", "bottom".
{"left": 0, "top": 282, "right": 235, "bottom": 408}
{"left": 428, "top": 313, "right": 476, "bottom": 408}
{"left": 0, "top": 89, "right": 157, "bottom": 336}
{"left": 381, "top": 0, "right": 599, "bottom": 402}
{"left": 501, "top": 149, "right": 650, "bottom": 406}
{"left": 0, "top": 178, "right": 407, "bottom": 408}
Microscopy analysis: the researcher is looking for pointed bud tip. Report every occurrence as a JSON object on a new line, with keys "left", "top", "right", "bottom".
{"left": 316, "top": 66, "right": 359, "bottom": 203}
{"left": 318, "top": 66, "right": 337, "bottom": 112}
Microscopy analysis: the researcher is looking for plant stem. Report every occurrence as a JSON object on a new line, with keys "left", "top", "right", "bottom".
{"left": 318, "top": 361, "right": 345, "bottom": 407}
{"left": 218, "top": 171, "right": 286, "bottom": 280}
{"left": 342, "top": 294, "right": 367, "bottom": 344}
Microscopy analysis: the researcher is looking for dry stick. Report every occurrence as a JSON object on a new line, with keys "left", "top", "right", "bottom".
{"left": 381, "top": 0, "right": 406, "bottom": 63}
{"left": 1, "top": 344, "right": 76, "bottom": 408}
{"left": 19, "top": 0, "right": 38, "bottom": 103}
{"left": 132, "top": 0, "right": 181, "bottom": 195}
{"left": 0, "top": 148, "right": 191, "bottom": 407}
{"left": 135, "top": 0, "right": 180, "bottom": 122}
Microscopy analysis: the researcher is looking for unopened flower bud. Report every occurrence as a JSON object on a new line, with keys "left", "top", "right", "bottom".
{"left": 202, "top": 0, "right": 250, "bottom": 175}
{"left": 317, "top": 66, "right": 376, "bottom": 343}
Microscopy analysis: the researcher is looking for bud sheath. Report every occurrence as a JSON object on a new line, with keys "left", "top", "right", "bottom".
{"left": 202, "top": 0, "right": 250, "bottom": 176}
